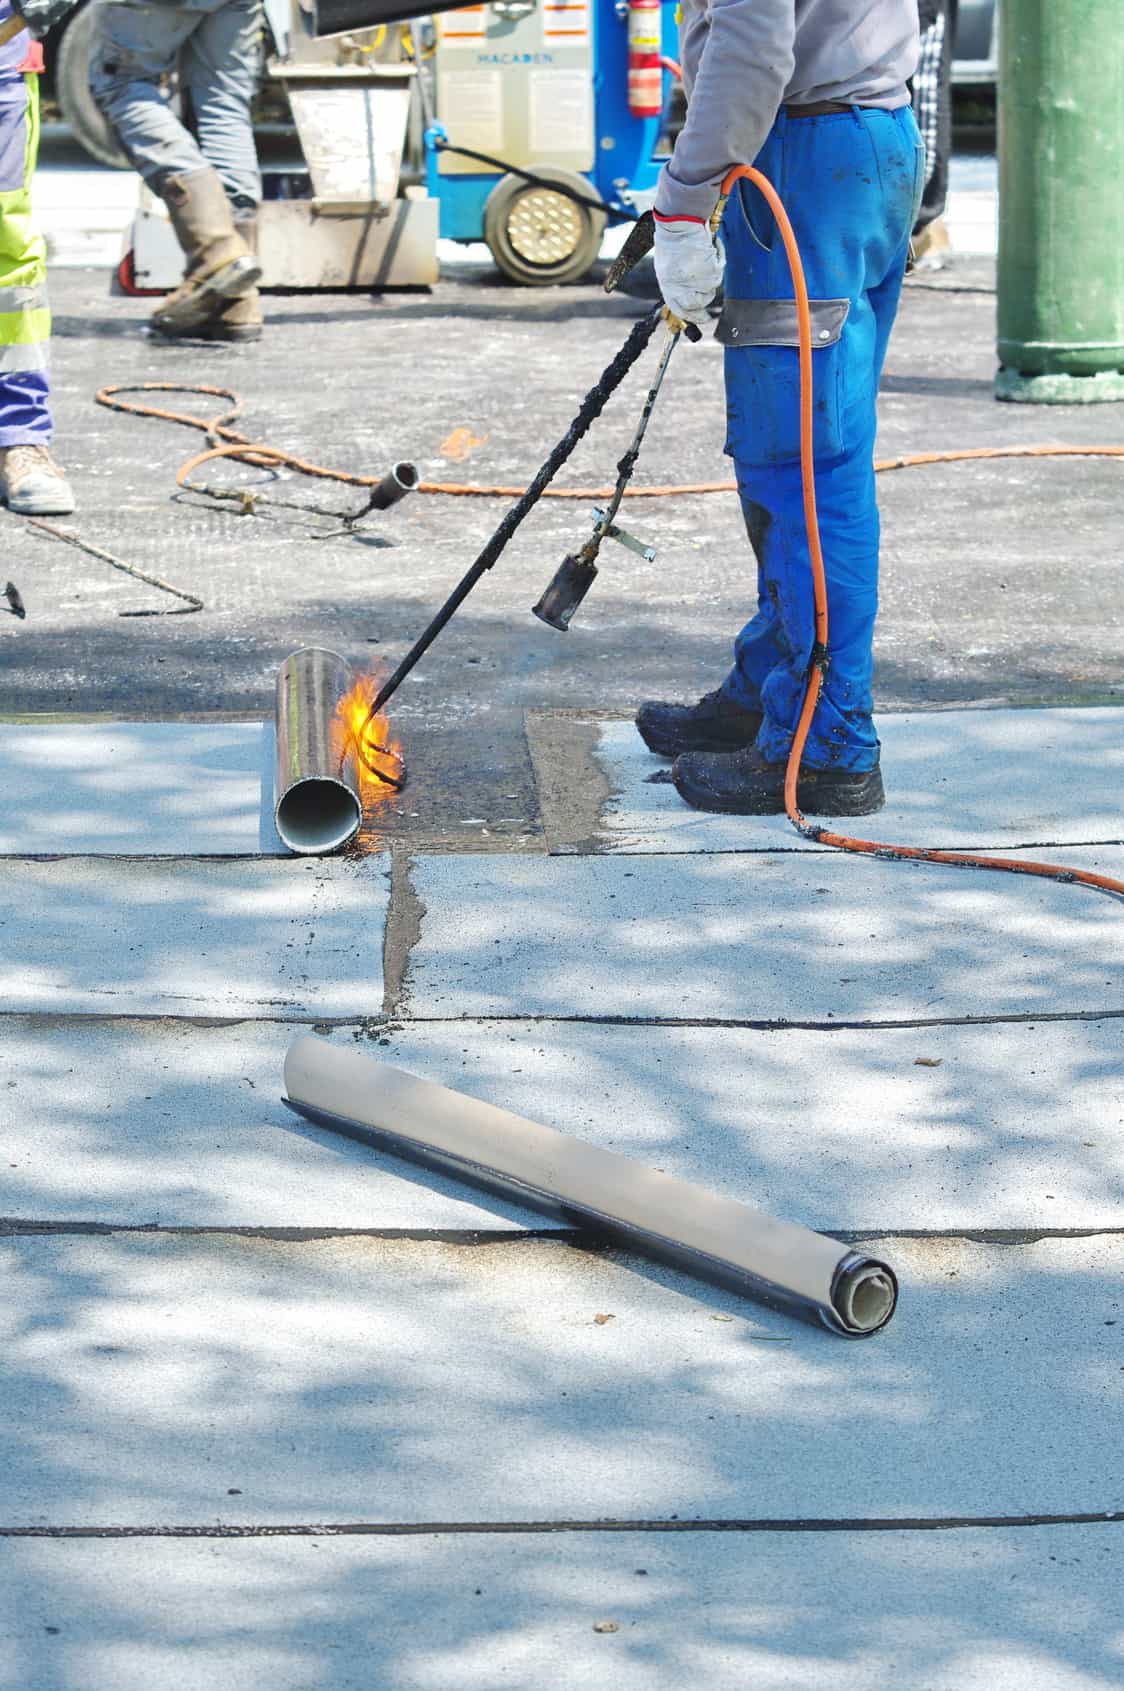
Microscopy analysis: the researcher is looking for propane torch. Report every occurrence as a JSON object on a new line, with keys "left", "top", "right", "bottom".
{"left": 532, "top": 314, "right": 696, "bottom": 630}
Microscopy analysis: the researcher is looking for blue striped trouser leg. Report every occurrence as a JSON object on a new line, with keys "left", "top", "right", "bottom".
{"left": 0, "top": 71, "right": 50, "bottom": 447}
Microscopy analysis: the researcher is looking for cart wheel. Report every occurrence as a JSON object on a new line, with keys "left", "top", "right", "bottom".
{"left": 483, "top": 168, "right": 607, "bottom": 287}
{"left": 115, "top": 250, "right": 164, "bottom": 297}
{"left": 55, "top": 4, "right": 130, "bottom": 169}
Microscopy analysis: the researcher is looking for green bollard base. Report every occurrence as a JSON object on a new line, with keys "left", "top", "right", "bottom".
{"left": 995, "top": 366, "right": 1124, "bottom": 405}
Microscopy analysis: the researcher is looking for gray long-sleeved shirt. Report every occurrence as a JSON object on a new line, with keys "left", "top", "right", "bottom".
{"left": 656, "top": 0, "right": 920, "bottom": 219}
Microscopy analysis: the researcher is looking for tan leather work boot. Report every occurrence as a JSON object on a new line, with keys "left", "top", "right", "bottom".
{"left": 202, "top": 289, "right": 263, "bottom": 341}
{"left": 910, "top": 216, "right": 952, "bottom": 273}
{"left": 201, "top": 217, "right": 263, "bottom": 342}
{"left": 0, "top": 445, "right": 76, "bottom": 516}
{"left": 151, "top": 169, "right": 262, "bottom": 338}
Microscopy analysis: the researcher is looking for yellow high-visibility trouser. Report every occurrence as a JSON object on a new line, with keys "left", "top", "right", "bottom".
{"left": 0, "top": 71, "right": 51, "bottom": 445}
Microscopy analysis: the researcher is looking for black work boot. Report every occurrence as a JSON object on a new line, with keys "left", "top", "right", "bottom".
{"left": 672, "top": 744, "right": 885, "bottom": 816}
{"left": 635, "top": 688, "right": 763, "bottom": 759}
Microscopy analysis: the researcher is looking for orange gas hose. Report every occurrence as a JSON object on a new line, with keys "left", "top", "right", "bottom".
{"left": 717, "top": 163, "right": 1123, "bottom": 901}
{"left": 95, "top": 384, "right": 1124, "bottom": 503}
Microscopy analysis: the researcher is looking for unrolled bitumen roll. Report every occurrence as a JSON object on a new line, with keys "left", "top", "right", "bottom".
{"left": 283, "top": 1035, "right": 898, "bottom": 1337}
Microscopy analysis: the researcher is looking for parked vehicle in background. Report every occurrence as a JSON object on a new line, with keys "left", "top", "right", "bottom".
{"left": 953, "top": 0, "right": 998, "bottom": 84}
{"left": 46, "top": 0, "right": 1000, "bottom": 168}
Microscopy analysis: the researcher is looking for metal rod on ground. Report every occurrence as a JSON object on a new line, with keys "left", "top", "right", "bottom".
{"left": 362, "top": 307, "right": 662, "bottom": 730}
{"left": 24, "top": 519, "right": 204, "bottom": 615}
{"left": 283, "top": 1035, "right": 899, "bottom": 1337}
{"left": 274, "top": 647, "right": 363, "bottom": 855}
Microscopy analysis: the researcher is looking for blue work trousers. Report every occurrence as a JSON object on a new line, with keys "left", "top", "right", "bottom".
{"left": 720, "top": 104, "right": 923, "bottom": 770}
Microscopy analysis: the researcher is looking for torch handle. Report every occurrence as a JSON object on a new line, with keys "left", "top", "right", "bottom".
{"left": 660, "top": 191, "right": 729, "bottom": 339}
{"left": 0, "top": 13, "right": 27, "bottom": 44}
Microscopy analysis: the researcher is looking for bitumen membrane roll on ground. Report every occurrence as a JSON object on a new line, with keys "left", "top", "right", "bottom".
{"left": 283, "top": 1035, "right": 898, "bottom": 1336}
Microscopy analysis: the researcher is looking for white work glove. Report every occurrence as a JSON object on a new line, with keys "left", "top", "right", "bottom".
{"left": 652, "top": 214, "right": 724, "bottom": 329}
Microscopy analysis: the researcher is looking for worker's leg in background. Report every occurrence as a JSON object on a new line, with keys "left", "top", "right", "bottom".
{"left": 672, "top": 105, "right": 923, "bottom": 814}
{"left": 182, "top": 0, "right": 261, "bottom": 214}
{"left": 90, "top": 0, "right": 261, "bottom": 335}
{"left": 182, "top": 0, "right": 263, "bottom": 340}
{"left": 89, "top": 0, "right": 209, "bottom": 187}
{"left": 911, "top": 0, "right": 958, "bottom": 267}
{"left": 0, "top": 71, "right": 74, "bottom": 515}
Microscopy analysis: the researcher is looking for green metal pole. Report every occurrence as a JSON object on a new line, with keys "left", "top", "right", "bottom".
{"left": 996, "top": 0, "right": 1124, "bottom": 402}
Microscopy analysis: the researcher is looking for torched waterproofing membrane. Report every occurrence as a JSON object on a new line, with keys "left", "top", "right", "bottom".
{"left": 283, "top": 1036, "right": 899, "bottom": 1336}
{"left": 274, "top": 648, "right": 361, "bottom": 855}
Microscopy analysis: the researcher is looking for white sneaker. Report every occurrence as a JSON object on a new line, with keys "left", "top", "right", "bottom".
{"left": 0, "top": 444, "right": 76, "bottom": 516}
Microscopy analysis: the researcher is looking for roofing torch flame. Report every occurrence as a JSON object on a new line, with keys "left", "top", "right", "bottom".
{"left": 332, "top": 671, "right": 406, "bottom": 803}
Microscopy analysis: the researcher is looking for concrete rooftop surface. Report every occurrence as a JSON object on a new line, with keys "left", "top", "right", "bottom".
{"left": 1, "top": 155, "right": 1122, "bottom": 1690}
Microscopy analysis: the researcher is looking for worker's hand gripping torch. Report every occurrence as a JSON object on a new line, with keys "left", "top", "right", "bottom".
{"left": 531, "top": 195, "right": 729, "bottom": 633}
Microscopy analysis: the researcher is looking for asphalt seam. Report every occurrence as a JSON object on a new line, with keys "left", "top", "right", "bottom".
{"left": 0, "top": 837, "right": 1119, "bottom": 861}
{"left": 0, "top": 1008, "right": 1120, "bottom": 1031}
{"left": 2, "top": 1222, "right": 1120, "bottom": 1244}
{"left": 2, "top": 1513, "right": 1120, "bottom": 1540}
{"left": 382, "top": 844, "right": 424, "bottom": 1018}
{"left": 571, "top": 838, "right": 1124, "bottom": 858}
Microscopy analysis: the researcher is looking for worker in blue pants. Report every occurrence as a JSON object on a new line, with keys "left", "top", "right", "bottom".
{"left": 637, "top": 0, "right": 922, "bottom": 816}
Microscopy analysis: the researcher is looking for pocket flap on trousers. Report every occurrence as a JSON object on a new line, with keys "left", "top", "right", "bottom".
{"left": 715, "top": 297, "right": 850, "bottom": 348}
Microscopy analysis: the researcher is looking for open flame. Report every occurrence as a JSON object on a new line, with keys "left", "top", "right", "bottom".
{"left": 332, "top": 670, "right": 405, "bottom": 809}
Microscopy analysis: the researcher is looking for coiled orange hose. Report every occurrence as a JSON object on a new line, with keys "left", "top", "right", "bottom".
{"left": 718, "top": 164, "right": 1123, "bottom": 901}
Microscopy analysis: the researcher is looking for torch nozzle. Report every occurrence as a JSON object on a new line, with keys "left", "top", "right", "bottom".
{"left": 366, "top": 462, "right": 419, "bottom": 512}
{"left": 532, "top": 552, "right": 599, "bottom": 632}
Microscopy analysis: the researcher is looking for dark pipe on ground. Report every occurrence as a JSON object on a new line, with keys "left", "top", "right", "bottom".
{"left": 274, "top": 647, "right": 362, "bottom": 855}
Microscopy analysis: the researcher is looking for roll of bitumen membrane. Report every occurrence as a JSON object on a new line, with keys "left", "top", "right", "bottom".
{"left": 283, "top": 1035, "right": 898, "bottom": 1337}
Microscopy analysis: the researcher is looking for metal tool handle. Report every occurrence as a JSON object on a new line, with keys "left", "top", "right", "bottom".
{"left": 0, "top": 12, "right": 27, "bottom": 44}
{"left": 661, "top": 312, "right": 702, "bottom": 342}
